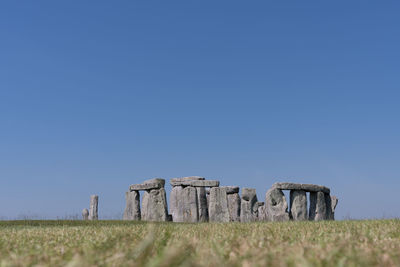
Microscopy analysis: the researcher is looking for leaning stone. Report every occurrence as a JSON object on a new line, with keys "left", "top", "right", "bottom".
{"left": 309, "top": 191, "right": 327, "bottom": 221}
{"left": 130, "top": 178, "right": 165, "bottom": 191}
{"left": 82, "top": 208, "right": 89, "bottom": 220}
{"left": 170, "top": 180, "right": 220, "bottom": 187}
{"left": 170, "top": 186, "right": 198, "bottom": 222}
{"left": 265, "top": 188, "right": 290, "bottom": 222}
{"left": 331, "top": 196, "right": 338, "bottom": 220}
{"left": 272, "top": 182, "right": 330, "bottom": 194}
{"left": 289, "top": 190, "right": 308, "bottom": 221}
{"left": 123, "top": 191, "right": 141, "bottom": 220}
{"left": 221, "top": 186, "right": 239, "bottom": 194}
{"left": 227, "top": 193, "right": 241, "bottom": 222}
{"left": 240, "top": 188, "right": 258, "bottom": 222}
{"left": 141, "top": 188, "right": 168, "bottom": 221}
{"left": 196, "top": 187, "right": 209, "bottom": 222}
{"left": 209, "top": 187, "right": 230, "bottom": 222}
{"left": 89, "top": 195, "right": 98, "bottom": 220}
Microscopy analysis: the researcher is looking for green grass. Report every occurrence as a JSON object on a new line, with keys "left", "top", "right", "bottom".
{"left": 0, "top": 220, "right": 399, "bottom": 266}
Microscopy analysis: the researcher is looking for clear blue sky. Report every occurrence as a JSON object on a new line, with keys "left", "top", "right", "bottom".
{"left": 1, "top": 1, "right": 399, "bottom": 219}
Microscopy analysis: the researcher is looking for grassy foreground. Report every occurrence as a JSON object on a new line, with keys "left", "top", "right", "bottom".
{"left": 0, "top": 220, "right": 399, "bottom": 266}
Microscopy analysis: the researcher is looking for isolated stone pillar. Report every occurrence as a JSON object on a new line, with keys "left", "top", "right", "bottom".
{"left": 330, "top": 196, "right": 338, "bottom": 220}
{"left": 209, "top": 187, "right": 230, "bottom": 222}
{"left": 196, "top": 187, "right": 209, "bottom": 222}
{"left": 89, "top": 195, "right": 98, "bottom": 220}
{"left": 223, "top": 186, "right": 240, "bottom": 222}
{"left": 289, "top": 190, "right": 308, "bottom": 221}
{"left": 141, "top": 188, "right": 169, "bottom": 221}
{"left": 240, "top": 188, "right": 258, "bottom": 222}
{"left": 309, "top": 191, "right": 327, "bottom": 221}
{"left": 82, "top": 208, "right": 89, "bottom": 220}
{"left": 123, "top": 190, "right": 141, "bottom": 220}
{"left": 265, "top": 188, "right": 290, "bottom": 222}
{"left": 170, "top": 186, "right": 199, "bottom": 222}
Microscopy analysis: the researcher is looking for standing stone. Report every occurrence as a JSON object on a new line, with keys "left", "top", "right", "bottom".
{"left": 209, "top": 187, "right": 230, "bottom": 222}
{"left": 196, "top": 187, "right": 208, "bottom": 222}
{"left": 89, "top": 195, "right": 98, "bottom": 220}
{"left": 257, "top": 202, "right": 265, "bottom": 221}
{"left": 123, "top": 191, "right": 141, "bottom": 221}
{"left": 325, "top": 193, "right": 333, "bottom": 220}
{"left": 331, "top": 196, "right": 338, "bottom": 220}
{"left": 240, "top": 188, "right": 258, "bottom": 222}
{"left": 82, "top": 208, "right": 89, "bottom": 220}
{"left": 170, "top": 186, "right": 198, "bottom": 222}
{"left": 227, "top": 192, "right": 241, "bottom": 222}
{"left": 309, "top": 191, "right": 327, "bottom": 221}
{"left": 141, "top": 188, "right": 168, "bottom": 222}
{"left": 265, "top": 188, "right": 290, "bottom": 222}
{"left": 289, "top": 190, "right": 308, "bottom": 221}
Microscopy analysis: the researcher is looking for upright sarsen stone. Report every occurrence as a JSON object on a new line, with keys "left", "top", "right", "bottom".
{"left": 257, "top": 202, "right": 265, "bottom": 221}
{"left": 196, "top": 187, "right": 208, "bottom": 222}
{"left": 309, "top": 191, "right": 327, "bottom": 221}
{"left": 141, "top": 188, "right": 168, "bottom": 221}
{"left": 82, "top": 208, "right": 89, "bottom": 220}
{"left": 265, "top": 188, "right": 289, "bottom": 222}
{"left": 240, "top": 188, "right": 258, "bottom": 222}
{"left": 123, "top": 191, "right": 141, "bottom": 221}
{"left": 89, "top": 195, "right": 98, "bottom": 220}
{"left": 170, "top": 186, "right": 198, "bottom": 222}
{"left": 289, "top": 190, "right": 308, "bottom": 221}
{"left": 209, "top": 187, "right": 230, "bottom": 222}
{"left": 226, "top": 188, "right": 241, "bottom": 222}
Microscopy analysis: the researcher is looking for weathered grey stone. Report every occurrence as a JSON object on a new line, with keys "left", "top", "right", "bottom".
{"left": 221, "top": 186, "right": 240, "bottom": 194}
{"left": 209, "top": 187, "right": 230, "bottom": 222}
{"left": 170, "top": 180, "right": 220, "bottom": 187}
{"left": 82, "top": 208, "right": 89, "bottom": 220}
{"left": 331, "top": 196, "right": 338, "bottom": 220}
{"left": 123, "top": 191, "right": 141, "bottom": 221}
{"left": 265, "top": 188, "right": 290, "bottom": 222}
{"left": 272, "top": 182, "right": 330, "bottom": 194}
{"left": 240, "top": 188, "right": 258, "bottom": 222}
{"left": 170, "top": 186, "right": 198, "bottom": 222}
{"left": 170, "top": 176, "right": 205, "bottom": 183}
{"left": 196, "top": 187, "right": 209, "bottom": 222}
{"left": 89, "top": 195, "right": 98, "bottom": 220}
{"left": 289, "top": 190, "right": 308, "bottom": 221}
{"left": 325, "top": 193, "right": 333, "bottom": 220}
{"left": 141, "top": 188, "right": 168, "bottom": 221}
{"left": 309, "top": 191, "right": 327, "bottom": 221}
{"left": 227, "top": 193, "right": 241, "bottom": 222}
{"left": 130, "top": 178, "right": 165, "bottom": 191}
{"left": 257, "top": 202, "right": 265, "bottom": 221}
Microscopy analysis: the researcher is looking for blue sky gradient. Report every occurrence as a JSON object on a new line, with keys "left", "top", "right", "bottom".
{"left": 1, "top": 1, "right": 400, "bottom": 219}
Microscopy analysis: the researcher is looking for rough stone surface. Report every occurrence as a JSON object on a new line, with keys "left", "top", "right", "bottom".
{"left": 265, "top": 188, "right": 290, "bottom": 222}
{"left": 257, "top": 202, "right": 265, "bottom": 221}
{"left": 209, "top": 187, "right": 230, "bottom": 222}
{"left": 170, "top": 176, "right": 205, "bottom": 184}
{"left": 325, "top": 193, "right": 333, "bottom": 220}
{"left": 130, "top": 178, "right": 165, "bottom": 191}
{"left": 89, "top": 195, "right": 98, "bottom": 220}
{"left": 196, "top": 187, "right": 209, "bottom": 222}
{"left": 170, "top": 186, "right": 199, "bottom": 222}
{"left": 240, "top": 188, "right": 258, "bottom": 222}
{"left": 289, "top": 190, "right": 308, "bottom": 221}
{"left": 221, "top": 186, "right": 239, "bottom": 194}
{"left": 309, "top": 191, "right": 327, "bottom": 221}
{"left": 331, "top": 196, "right": 338, "bottom": 220}
{"left": 170, "top": 180, "right": 220, "bottom": 187}
{"left": 123, "top": 190, "right": 141, "bottom": 220}
{"left": 227, "top": 193, "right": 241, "bottom": 222}
{"left": 141, "top": 188, "right": 168, "bottom": 222}
{"left": 82, "top": 208, "right": 89, "bottom": 220}
{"left": 272, "top": 182, "right": 330, "bottom": 194}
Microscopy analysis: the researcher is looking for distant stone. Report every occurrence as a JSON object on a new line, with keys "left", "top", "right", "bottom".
{"left": 82, "top": 208, "right": 89, "bottom": 220}
{"left": 141, "top": 188, "right": 168, "bottom": 221}
{"left": 272, "top": 182, "right": 330, "bottom": 194}
{"left": 170, "top": 176, "right": 205, "bottom": 183}
{"left": 170, "top": 186, "right": 198, "bottom": 223}
{"left": 123, "top": 191, "right": 141, "bottom": 221}
{"left": 209, "top": 187, "right": 230, "bottom": 222}
{"left": 289, "top": 190, "right": 308, "bottom": 221}
{"left": 309, "top": 191, "right": 327, "bottom": 221}
{"left": 265, "top": 188, "right": 290, "bottom": 222}
{"left": 196, "top": 187, "right": 209, "bottom": 222}
{"left": 89, "top": 195, "right": 98, "bottom": 220}
{"left": 170, "top": 179, "right": 220, "bottom": 187}
{"left": 331, "top": 196, "right": 338, "bottom": 220}
{"left": 227, "top": 193, "right": 241, "bottom": 222}
{"left": 240, "top": 188, "right": 258, "bottom": 222}
{"left": 130, "top": 178, "right": 165, "bottom": 191}
{"left": 221, "top": 186, "right": 239, "bottom": 194}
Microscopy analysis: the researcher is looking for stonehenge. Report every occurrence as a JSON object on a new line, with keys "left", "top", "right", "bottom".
{"left": 120, "top": 178, "right": 338, "bottom": 223}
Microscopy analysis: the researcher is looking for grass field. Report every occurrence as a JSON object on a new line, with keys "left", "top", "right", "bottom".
{"left": 0, "top": 220, "right": 399, "bottom": 266}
